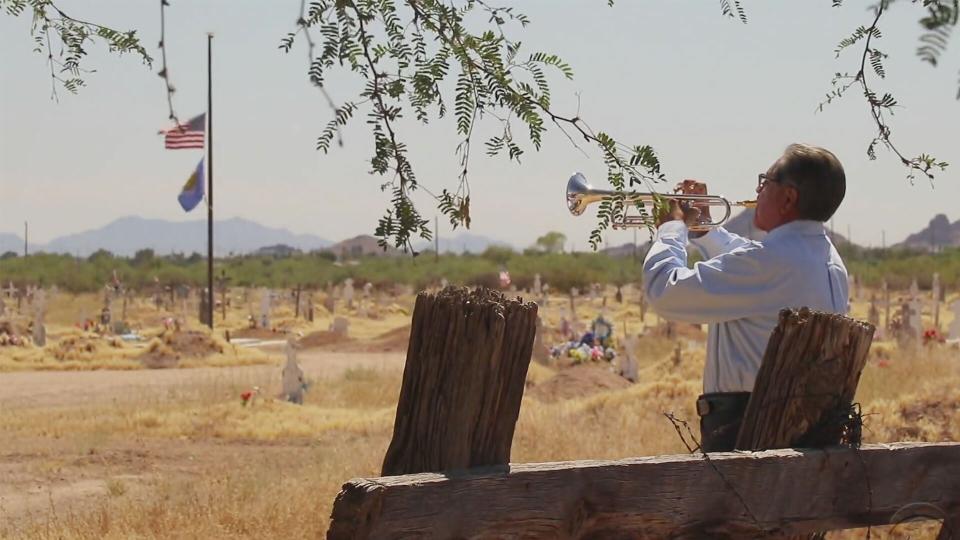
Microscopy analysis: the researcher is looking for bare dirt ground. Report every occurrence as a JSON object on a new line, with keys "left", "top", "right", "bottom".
{"left": 0, "top": 348, "right": 404, "bottom": 533}
{"left": 0, "top": 349, "right": 406, "bottom": 410}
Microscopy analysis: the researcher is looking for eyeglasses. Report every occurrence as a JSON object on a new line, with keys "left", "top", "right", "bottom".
{"left": 757, "top": 173, "right": 782, "bottom": 191}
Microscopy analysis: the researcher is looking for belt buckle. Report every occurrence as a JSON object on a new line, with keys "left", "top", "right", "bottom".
{"left": 696, "top": 397, "right": 711, "bottom": 417}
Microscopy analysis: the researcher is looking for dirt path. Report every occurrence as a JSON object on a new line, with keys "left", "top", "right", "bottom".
{"left": 0, "top": 350, "right": 406, "bottom": 410}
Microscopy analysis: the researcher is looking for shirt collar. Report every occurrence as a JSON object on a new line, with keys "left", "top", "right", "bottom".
{"left": 763, "top": 220, "right": 827, "bottom": 242}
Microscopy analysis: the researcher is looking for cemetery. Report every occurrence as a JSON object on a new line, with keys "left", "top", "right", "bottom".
{"left": 0, "top": 252, "right": 958, "bottom": 537}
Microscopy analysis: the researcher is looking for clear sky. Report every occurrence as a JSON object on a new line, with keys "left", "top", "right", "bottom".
{"left": 1, "top": 1, "right": 957, "bottom": 249}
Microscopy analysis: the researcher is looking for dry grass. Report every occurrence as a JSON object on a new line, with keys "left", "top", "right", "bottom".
{"left": 5, "top": 341, "right": 954, "bottom": 539}
{"left": 1, "top": 290, "right": 957, "bottom": 539}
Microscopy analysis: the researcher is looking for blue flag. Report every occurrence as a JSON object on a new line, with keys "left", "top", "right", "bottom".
{"left": 178, "top": 158, "right": 205, "bottom": 212}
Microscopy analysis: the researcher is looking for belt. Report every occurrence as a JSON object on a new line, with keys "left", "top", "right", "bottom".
{"left": 696, "top": 392, "right": 751, "bottom": 417}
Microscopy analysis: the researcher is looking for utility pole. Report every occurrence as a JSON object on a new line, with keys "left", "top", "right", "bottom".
{"left": 881, "top": 230, "right": 886, "bottom": 250}
{"left": 23, "top": 221, "right": 27, "bottom": 257}
{"left": 434, "top": 215, "right": 439, "bottom": 262}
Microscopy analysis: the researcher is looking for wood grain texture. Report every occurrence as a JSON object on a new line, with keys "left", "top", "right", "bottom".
{"left": 938, "top": 513, "right": 959, "bottom": 540}
{"left": 328, "top": 443, "right": 960, "bottom": 539}
{"left": 379, "top": 287, "right": 538, "bottom": 477}
{"left": 736, "top": 308, "right": 875, "bottom": 451}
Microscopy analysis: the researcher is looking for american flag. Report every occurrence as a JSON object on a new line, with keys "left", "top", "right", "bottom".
{"left": 164, "top": 113, "right": 205, "bottom": 149}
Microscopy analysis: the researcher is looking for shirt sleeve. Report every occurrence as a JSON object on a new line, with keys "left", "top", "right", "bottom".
{"left": 688, "top": 226, "right": 756, "bottom": 259}
{"left": 642, "top": 221, "right": 791, "bottom": 324}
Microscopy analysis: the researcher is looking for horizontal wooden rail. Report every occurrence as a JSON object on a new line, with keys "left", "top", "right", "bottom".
{"left": 328, "top": 442, "right": 960, "bottom": 539}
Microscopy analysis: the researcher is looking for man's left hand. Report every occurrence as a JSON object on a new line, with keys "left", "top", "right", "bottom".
{"left": 655, "top": 199, "right": 701, "bottom": 229}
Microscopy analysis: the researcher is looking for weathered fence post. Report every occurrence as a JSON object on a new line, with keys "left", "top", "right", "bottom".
{"left": 329, "top": 287, "right": 538, "bottom": 538}
{"left": 735, "top": 308, "right": 875, "bottom": 540}
{"left": 380, "top": 286, "right": 538, "bottom": 475}
{"left": 736, "top": 307, "right": 875, "bottom": 450}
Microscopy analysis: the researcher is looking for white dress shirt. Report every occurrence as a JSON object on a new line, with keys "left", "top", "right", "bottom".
{"left": 643, "top": 220, "right": 849, "bottom": 393}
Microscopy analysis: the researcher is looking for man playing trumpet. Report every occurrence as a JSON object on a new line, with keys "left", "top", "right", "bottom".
{"left": 643, "top": 143, "right": 849, "bottom": 452}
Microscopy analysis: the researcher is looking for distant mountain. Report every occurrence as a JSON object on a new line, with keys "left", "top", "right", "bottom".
{"left": 895, "top": 214, "right": 960, "bottom": 251}
{"left": 32, "top": 217, "right": 331, "bottom": 257}
{"left": 416, "top": 232, "right": 513, "bottom": 254}
{"left": 0, "top": 233, "right": 24, "bottom": 255}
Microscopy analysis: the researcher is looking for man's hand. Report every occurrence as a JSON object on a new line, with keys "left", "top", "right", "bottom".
{"left": 654, "top": 198, "right": 701, "bottom": 228}
{"left": 653, "top": 179, "right": 709, "bottom": 229}
{"left": 676, "top": 179, "right": 712, "bottom": 223}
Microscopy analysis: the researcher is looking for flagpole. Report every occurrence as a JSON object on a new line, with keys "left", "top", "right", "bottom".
{"left": 206, "top": 33, "right": 215, "bottom": 330}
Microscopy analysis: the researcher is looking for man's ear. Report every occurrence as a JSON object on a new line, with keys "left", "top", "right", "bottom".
{"left": 782, "top": 186, "right": 800, "bottom": 216}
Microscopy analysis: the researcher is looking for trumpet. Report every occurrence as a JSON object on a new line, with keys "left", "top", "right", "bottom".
{"left": 566, "top": 172, "right": 756, "bottom": 231}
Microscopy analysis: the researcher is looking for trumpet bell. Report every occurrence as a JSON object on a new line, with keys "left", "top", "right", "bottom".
{"left": 566, "top": 172, "right": 593, "bottom": 216}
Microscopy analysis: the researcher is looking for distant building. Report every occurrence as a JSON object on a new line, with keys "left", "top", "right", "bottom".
{"left": 328, "top": 235, "right": 402, "bottom": 260}
{"left": 254, "top": 244, "right": 302, "bottom": 258}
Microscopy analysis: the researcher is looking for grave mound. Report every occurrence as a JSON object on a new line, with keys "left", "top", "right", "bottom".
{"left": 526, "top": 363, "right": 631, "bottom": 403}
{"left": 138, "top": 329, "right": 225, "bottom": 368}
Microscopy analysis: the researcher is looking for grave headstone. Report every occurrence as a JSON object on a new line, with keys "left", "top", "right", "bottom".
{"left": 619, "top": 335, "right": 639, "bottom": 382}
{"left": 363, "top": 282, "right": 374, "bottom": 298}
{"left": 882, "top": 279, "right": 890, "bottom": 330}
{"left": 343, "top": 279, "right": 355, "bottom": 309}
{"left": 559, "top": 309, "right": 572, "bottom": 341}
{"left": 330, "top": 316, "right": 350, "bottom": 338}
{"left": 932, "top": 273, "right": 942, "bottom": 328}
{"left": 569, "top": 287, "right": 579, "bottom": 320}
{"left": 281, "top": 341, "right": 306, "bottom": 404}
{"left": 909, "top": 278, "right": 920, "bottom": 300}
{"left": 907, "top": 299, "right": 923, "bottom": 342}
{"left": 948, "top": 299, "right": 960, "bottom": 339}
{"left": 32, "top": 289, "right": 47, "bottom": 347}
{"left": 439, "top": 278, "right": 448, "bottom": 291}
{"left": 259, "top": 288, "right": 272, "bottom": 329}
{"left": 532, "top": 316, "right": 548, "bottom": 364}
{"left": 867, "top": 294, "right": 880, "bottom": 327}
{"left": 532, "top": 274, "right": 542, "bottom": 297}
{"left": 323, "top": 293, "right": 336, "bottom": 315}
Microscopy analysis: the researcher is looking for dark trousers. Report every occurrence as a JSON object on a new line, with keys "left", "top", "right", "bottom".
{"left": 697, "top": 392, "right": 751, "bottom": 452}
